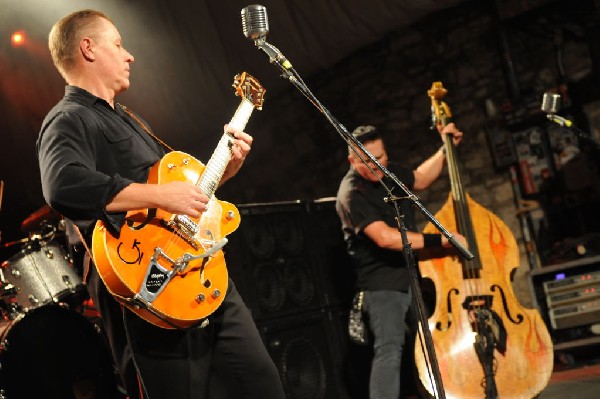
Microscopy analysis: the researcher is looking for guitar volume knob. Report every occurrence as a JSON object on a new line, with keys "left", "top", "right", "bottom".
{"left": 195, "top": 293, "right": 206, "bottom": 303}
{"left": 211, "top": 289, "right": 221, "bottom": 299}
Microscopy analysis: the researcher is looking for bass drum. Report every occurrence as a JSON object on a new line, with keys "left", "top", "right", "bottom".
{"left": 0, "top": 305, "right": 118, "bottom": 399}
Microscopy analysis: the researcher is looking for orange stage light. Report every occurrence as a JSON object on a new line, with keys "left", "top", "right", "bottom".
{"left": 11, "top": 31, "right": 25, "bottom": 47}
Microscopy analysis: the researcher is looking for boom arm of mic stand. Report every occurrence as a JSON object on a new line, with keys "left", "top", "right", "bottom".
{"left": 256, "top": 38, "right": 474, "bottom": 260}
{"left": 547, "top": 115, "right": 600, "bottom": 151}
{"left": 385, "top": 195, "right": 473, "bottom": 260}
{"left": 254, "top": 43, "right": 485, "bottom": 398}
{"left": 412, "top": 199, "right": 473, "bottom": 260}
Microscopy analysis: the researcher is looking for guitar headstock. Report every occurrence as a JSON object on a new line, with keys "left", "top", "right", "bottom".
{"left": 427, "top": 81, "right": 452, "bottom": 126}
{"left": 233, "top": 72, "right": 266, "bottom": 110}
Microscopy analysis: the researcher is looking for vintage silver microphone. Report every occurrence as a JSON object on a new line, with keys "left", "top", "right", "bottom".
{"left": 241, "top": 5, "right": 293, "bottom": 72}
{"left": 241, "top": 4, "right": 269, "bottom": 40}
{"left": 540, "top": 93, "right": 600, "bottom": 150}
{"left": 542, "top": 92, "right": 574, "bottom": 127}
{"left": 541, "top": 92, "right": 561, "bottom": 114}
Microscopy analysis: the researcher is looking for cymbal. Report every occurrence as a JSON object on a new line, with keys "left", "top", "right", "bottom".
{"left": 21, "top": 204, "right": 60, "bottom": 233}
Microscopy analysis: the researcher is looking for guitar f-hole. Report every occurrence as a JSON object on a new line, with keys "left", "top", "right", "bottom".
{"left": 200, "top": 257, "right": 211, "bottom": 288}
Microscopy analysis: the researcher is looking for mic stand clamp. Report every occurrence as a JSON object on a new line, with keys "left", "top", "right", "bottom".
{"left": 253, "top": 38, "right": 295, "bottom": 80}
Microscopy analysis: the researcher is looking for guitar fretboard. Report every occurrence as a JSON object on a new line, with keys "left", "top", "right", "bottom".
{"left": 197, "top": 99, "right": 255, "bottom": 199}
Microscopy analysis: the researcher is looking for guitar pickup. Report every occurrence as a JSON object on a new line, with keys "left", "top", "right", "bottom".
{"left": 165, "top": 215, "right": 200, "bottom": 249}
{"left": 173, "top": 214, "right": 199, "bottom": 236}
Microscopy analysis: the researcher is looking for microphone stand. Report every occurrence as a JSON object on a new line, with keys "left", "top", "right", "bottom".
{"left": 251, "top": 37, "right": 474, "bottom": 399}
{"left": 546, "top": 114, "right": 600, "bottom": 151}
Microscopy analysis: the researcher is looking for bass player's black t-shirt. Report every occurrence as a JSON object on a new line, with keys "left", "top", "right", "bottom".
{"left": 335, "top": 162, "right": 416, "bottom": 292}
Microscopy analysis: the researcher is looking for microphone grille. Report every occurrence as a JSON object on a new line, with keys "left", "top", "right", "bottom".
{"left": 541, "top": 92, "right": 561, "bottom": 114}
{"left": 241, "top": 4, "right": 269, "bottom": 40}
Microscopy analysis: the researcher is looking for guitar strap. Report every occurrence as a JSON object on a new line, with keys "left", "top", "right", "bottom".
{"left": 119, "top": 104, "right": 175, "bottom": 152}
{"left": 68, "top": 219, "right": 93, "bottom": 282}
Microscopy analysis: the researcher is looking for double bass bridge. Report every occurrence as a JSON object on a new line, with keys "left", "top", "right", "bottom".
{"left": 462, "top": 294, "right": 494, "bottom": 311}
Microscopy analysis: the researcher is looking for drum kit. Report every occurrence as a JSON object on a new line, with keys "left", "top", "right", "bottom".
{"left": 0, "top": 201, "right": 119, "bottom": 399}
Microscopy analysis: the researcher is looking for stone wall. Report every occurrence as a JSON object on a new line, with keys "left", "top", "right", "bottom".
{"left": 220, "top": 0, "right": 600, "bottom": 307}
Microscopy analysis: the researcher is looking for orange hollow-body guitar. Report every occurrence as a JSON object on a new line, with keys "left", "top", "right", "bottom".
{"left": 92, "top": 72, "right": 265, "bottom": 329}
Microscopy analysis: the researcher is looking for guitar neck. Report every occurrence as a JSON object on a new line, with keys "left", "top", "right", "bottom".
{"left": 197, "top": 99, "right": 255, "bottom": 199}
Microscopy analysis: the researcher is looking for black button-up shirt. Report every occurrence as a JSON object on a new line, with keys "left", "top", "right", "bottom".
{"left": 37, "top": 86, "right": 166, "bottom": 237}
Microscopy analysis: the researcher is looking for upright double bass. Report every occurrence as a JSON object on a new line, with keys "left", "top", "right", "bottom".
{"left": 415, "top": 82, "right": 553, "bottom": 399}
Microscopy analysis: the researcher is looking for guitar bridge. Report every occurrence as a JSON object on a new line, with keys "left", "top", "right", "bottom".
{"left": 164, "top": 215, "right": 200, "bottom": 250}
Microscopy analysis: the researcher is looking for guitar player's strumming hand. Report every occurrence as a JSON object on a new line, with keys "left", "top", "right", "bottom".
{"left": 103, "top": 126, "right": 253, "bottom": 218}
{"left": 105, "top": 181, "right": 209, "bottom": 218}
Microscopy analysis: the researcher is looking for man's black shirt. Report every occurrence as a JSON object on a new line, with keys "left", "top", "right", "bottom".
{"left": 336, "top": 162, "right": 416, "bottom": 292}
{"left": 37, "top": 86, "right": 165, "bottom": 237}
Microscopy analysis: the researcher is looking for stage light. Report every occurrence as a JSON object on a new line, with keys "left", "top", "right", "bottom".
{"left": 11, "top": 31, "right": 26, "bottom": 47}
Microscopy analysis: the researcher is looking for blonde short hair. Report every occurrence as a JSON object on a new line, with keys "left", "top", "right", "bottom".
{"left": 48, "top": 9, "right": 112, "bottom": 80}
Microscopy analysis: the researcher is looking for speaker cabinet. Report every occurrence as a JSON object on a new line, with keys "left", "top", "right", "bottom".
{"left": 309, "top": 198, "right": 355, "bottom": 308}
{"left": 257, "top": 307, "right": 349, "bottom": 399}
{"left": 225, "top": 199, "right": 353, "bottom": 322}
{"left": 224, "top": 199, "right": 357, "bottom": 397}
